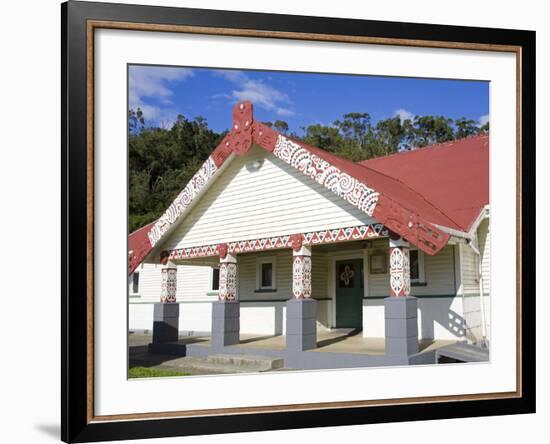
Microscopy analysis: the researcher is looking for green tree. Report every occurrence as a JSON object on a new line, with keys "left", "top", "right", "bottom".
{"left": 455, "top": 117, "right": 479, "bottom": 139}
{"left": 127, "top": 107, "right": 489, "bottom": 233}
{"left": 273, "top": 120, "right": 289, "bottom": 134}
{"left": 374, "top": 116, "right": 406, "bottom": 155}
{"left": 478, "top": 121, "right": 489, "bottom": 134}
{"left": 128, "top": 110, "right": 223, "bottom": 233}
{"left": 411, "top": 115, "right": 455, "bottom": 147}
{"left": 334, "top": 112, "right": 372, "bottom": 149}
{"left": 301, "top": 124, "right": 343, "bottom": 153}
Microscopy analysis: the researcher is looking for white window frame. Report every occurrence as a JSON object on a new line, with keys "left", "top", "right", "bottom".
{"left": 129, "top": 269, "right": 141, "bottom": 297}
{"left": 256, "top": 256, "right": 277, "bottom": 291}
{"left": 409, "top": 249, "right": 426, "bottom": 284}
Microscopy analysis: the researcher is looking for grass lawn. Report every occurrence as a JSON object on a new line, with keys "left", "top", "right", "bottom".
{"left": 129, "top": 366, "right": 192, "bottom": 378}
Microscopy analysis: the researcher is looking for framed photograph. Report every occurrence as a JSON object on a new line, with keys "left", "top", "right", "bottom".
{"left": 61, "top": 1, "right": 535, "bottom": 442}
{"left": 369, "top": 250, "right": 388, "bottom": 274}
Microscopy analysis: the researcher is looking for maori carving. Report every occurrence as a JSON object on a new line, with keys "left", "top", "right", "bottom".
{"left": 144, "top": 101, "right": 450, "bottom": 261}
{"left": 226, "top": 101, "right": 254, "bottom": 156}
{"left": 216, "top": 243, "right": 228, "bottom": 259}
{"left": 389, "top": 246, "right": 410, "bottom": 297}
{"left": 292, "top": 255, "right": 312, "bottom": 299}
{"left": 160, "top": 267, "right": 177, "bottom": 303}
{"left": 166, "top": 224, "right": 388, "bottom": 260}
{"left": 211, "top": 135, "right": 233, "bottom": 167}
{"left": 273, "top": 136, "right": 379, "bottom": 217}
{"left": 289, "top": 233, "right": 303, "bottom": 252}
{"left": 148, "top": 156, "right": 217, "bottom": 247}
{"left": 160, "top": 251, "right": 170, "bottom": 265}
{"left": 253, "top": 122, "right": 278, "bottom": 152}
{"left": 219, "top": 262, "right": 237, "bottom": 301}
{"left": 374, "top": 194, "right": 449, "bottom": 255}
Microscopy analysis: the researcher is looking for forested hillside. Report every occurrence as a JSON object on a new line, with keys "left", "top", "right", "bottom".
{"left": 128, "top": 108, "right": 488, "bottom": 233}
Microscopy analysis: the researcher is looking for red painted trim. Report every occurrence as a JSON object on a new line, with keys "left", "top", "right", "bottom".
{"left": 166, "top": 224, "right": 388, "bottom": 261}
{"left": 253, "top": 122, "right": 278, "bottom": 152}
{"left": 128, "top": 221, "right": 156, "bottom": 275}
{"left": 373, "top": 195, "right": 449, "bottom": 255}
{"left": 249, "top": 129, "right": 451, "bottom": 255}
{"left": 130, "top": 101, "right": 471, "bottom": 274}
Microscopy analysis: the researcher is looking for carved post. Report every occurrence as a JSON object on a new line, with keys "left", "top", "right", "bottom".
{"left": 160, "top": 262, "right": 178, "bottom": 303}
{"left": 151, "top": 253, "right": 180, "bottom": 349}
{"left": 384, "top": 237, "right": 418, "bottom": 360}
{"left": 286, "top": 234, "right": 317, "bottom": 351}
{"left": 211, "top": 244, "right": 240, "bottom": 348}
{"left": 389, "top": 237, "right": 411, "bottom": 297}
{"left": 218, "top": 244, "right": 238, "bottom": 302}
{"left": 292, "top": 246, "right": 312, "bottom": 299}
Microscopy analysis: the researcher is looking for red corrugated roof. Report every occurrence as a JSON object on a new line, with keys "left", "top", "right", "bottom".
{"left": 357, "top": 134, "right": 489, "bottom": 232}
{"left": 296, "top": 139, "right": 464, "bottom": 231}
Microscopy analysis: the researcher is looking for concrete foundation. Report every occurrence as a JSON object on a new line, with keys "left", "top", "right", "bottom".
{"left": 384, "top": 296, "right": 419, "bottom": 357}
{"left": 211, "top": 301, "right": 240, "bottom": 347}
{"left": 286, "top": 298, "right": 317, "bottom": 351}
{"left": 148, "top": 303, "right": 180, "bottom": 353}
{"left": 151, "top": 303, "right": 180, "bottom": 344}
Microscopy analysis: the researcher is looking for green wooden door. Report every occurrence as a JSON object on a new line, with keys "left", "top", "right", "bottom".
{"left": 335, "top": 259, "right": 363, "bottom": 328}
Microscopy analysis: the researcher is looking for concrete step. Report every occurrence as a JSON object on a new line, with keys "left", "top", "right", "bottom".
{"left": 156, "top": 354, "right": 285, "bottom": 374}
{"left": 205, "top": 354, "right": 285, "bottom": 371}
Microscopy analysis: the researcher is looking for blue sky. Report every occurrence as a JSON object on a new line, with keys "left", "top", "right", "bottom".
{"left": 128, "top": 64, "right": 489, "bottom": 134}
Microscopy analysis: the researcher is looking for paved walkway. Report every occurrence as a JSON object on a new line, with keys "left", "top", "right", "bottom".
{"left": 129, "top": 331, "right": 457, "bottom": 375}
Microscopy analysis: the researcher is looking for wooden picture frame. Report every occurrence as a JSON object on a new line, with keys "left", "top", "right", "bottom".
{"left": 61, "top": 1, "right": 535, "bottom": 442}
{"left": 369, "top": 250, "right": 388, "bottom": 274}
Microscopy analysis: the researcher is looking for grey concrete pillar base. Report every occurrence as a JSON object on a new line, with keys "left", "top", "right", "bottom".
{"left": 286, "top": 298, "right": 317, "bottom": 351}
{"left": 211, "top": 301, "right": 240, "bottom": 347}
{"left": 152, "top": 303, "right": 180, "bottom": 344}
{"left": 384, "top": 296, "right": 419, "bottom": 357}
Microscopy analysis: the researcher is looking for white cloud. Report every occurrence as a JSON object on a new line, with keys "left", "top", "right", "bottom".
{"left": 128, "top": 66, "right": 194, "bottom": 122}
{"left": 394, "top": 108, "right": 415, "bottom": 123}
{"left": 213, "top": 70, "right": 295, "bottom": 117}
{"left": 478, "top": 114, "right": 489, "bottom": 127}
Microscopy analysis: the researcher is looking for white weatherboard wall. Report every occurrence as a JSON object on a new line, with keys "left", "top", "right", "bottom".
{"left": 130, "top": 263, "right": 213, "bottom": 303}
{"left": 129, "top": 263, "right": 216, "bottom": 334}
{"left": 163, "top": 145, "right": 376, "bottom": 250}
{"left": 460, "top": 218, "right": 491, "bottom": 344}
{"left": 130, "top": 241, "right": 465, "bottom": 339}
{"left": 362, "top": 241, "right": 463, "bottom": 341}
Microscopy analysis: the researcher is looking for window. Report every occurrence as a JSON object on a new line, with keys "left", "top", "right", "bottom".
{"left": 256, "top": 257, "right": 276, "bottom": 291}
{"left": 129, "top": 271, "right": 140, "bottom": 296}
{"left": 409, "top": 250, "right": 426, "bottom": 283}
{"left": 211, "top": 267, "right": 220, "bottom": 291}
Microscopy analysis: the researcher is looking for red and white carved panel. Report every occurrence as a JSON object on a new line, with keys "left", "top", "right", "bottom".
{"left": 389, "top": 247, "right": 410, "bottom": 297}
{"left": 160, "top": 267, "right": 177, "bottom": 303}
{"left": 292, "top": 255, "right": 312, "bottom": 299}
{"left": 148, "top": 156, "right": 218, "bottom": 247}
{"left": 219, "top": 262, "right": 238, "bottom": 301}
{"left": 167, "top": 223, "right": 388, "bottom": 260}
{"left": 273, "top": 135, "right": 379, "bottom": 217}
